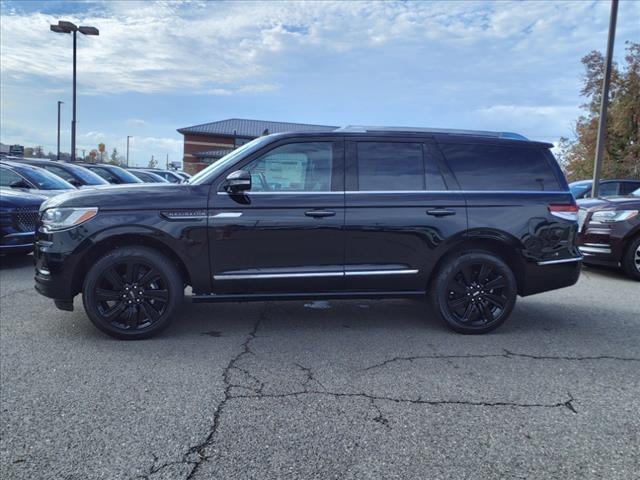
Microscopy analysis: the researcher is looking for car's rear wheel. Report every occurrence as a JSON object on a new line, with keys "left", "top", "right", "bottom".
{"left": 622, "top": 235, "right": 640, "bottom": 281}
{"left": 82, "top": 246, "right": 183, "bottom": 339}
{"left": 430, "top": 252, "right": 517, "bottom": 334}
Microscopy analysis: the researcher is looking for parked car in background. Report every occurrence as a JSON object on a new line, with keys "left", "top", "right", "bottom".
{"left": 128, "top": 169, "right": 170, "bottom": 183}
{"left": 34, "top": 127, "right": 582, "bottom": 339}
{"left": 577, "top": 188, "right": 640, "bottom": 280}
{"left": 138, "top": 168, "right": 185, "bottom": 183}
{"left": 0, "top": 161, "right": 76, "bottom": 197}
{"left": 7, "top": 157, "right": 109, "bottom": 188}
{"left": 77, "top": 163, "right": 143, "bottom": 185}
{"left": 1, "top": 188, "right": 46, "bottom": 255}
{"left": 569, "top": 179, "right": 640, "bottom": 199}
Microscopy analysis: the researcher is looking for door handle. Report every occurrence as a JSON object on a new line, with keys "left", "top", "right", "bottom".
{"left": 426, "top": 208, "right": 456, "bottom": 217}
{"left": 305, "top": 210, "right": 336, "bottom": 218}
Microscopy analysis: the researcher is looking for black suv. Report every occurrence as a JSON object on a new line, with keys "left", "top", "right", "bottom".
{"left": 34, "top": 127, "right": 581, "bottom": 339}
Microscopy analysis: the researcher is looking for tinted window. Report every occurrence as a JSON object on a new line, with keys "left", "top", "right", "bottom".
{"left": 441, "top": 144, "right": 561, "bottom": 191}
{"left": 357, "top": 142, "right": 424, "bottom": 191}
{"left": 599, "top": 182, "right": 619, "bottom": 196}
{"left": 620, "top": 182, "right": 640, "bottom": 195}
{"left": 70, "top": 165, "right": 108, "bottom": 185}
{"left": 0, "top": 167, "right": 24, "bottom": 187}
{"left": 245, "top": 142, "right": 333, "bottom": 192}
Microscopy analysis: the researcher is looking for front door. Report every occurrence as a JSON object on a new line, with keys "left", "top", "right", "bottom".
{"left": 208, "top": 138, "right": 345, "bottom": 294}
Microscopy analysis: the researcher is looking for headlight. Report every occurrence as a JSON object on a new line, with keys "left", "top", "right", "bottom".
{"left": 590, "top": 209, "right": 638, "bottom": 223}
{"left": 41, "top": 207, "right": 98, "bottom": 232}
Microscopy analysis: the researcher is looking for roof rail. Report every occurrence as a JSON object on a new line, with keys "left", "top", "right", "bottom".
{"left": 334, "top": 125, "right": 528, "bottom": 141}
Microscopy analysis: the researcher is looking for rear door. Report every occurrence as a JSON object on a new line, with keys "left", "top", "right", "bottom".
{"left": 208, "top": 137, "right": 345, "bottom": 294}
{"left": 344, "top": 138, "right": 467, "bottom": 292}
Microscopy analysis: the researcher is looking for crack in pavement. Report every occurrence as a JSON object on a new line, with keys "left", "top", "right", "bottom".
{"left": 133, "top": 306, "right": 268, "bottom": 480}
{"left": 230, "top": 390, "right": 578, "bottom": 414}
{"left": 182, "top": 306, "right": 267, "bottom": 480}
{"left": 133, "top": 314, "right": 588, "bottom": 479}
{"left": 361, "top": 349, "right": 640, "bottom": 372}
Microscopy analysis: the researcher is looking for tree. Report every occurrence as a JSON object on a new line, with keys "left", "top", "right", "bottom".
{"left": 563, "top": 42, "right": 640, "bottom": 181}
{"left": 108, "top": 148, "right": 120, "bottom": 165}
{"left": 148, "top": 156, "right": 158, "bottom": 168}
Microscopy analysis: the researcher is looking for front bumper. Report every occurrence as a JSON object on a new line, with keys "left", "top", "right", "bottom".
{"left": 577, "top": 223, "right": 623, "bottom": 268}
{"left": 0, "top": 231, "right": 35, "bottom": 253}
{"left": 34, "top": 237, "right": 82, "bottom": 306}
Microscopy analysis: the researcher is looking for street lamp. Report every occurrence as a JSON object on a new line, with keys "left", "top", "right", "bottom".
{"left": 126, "top": 136, "right": 132, "bottom": 166}
{"left": 56, "top": 101, "right": 64, "bottom": 161}
{"left": 50, "top": 20, "right": 99, "bottom": 162}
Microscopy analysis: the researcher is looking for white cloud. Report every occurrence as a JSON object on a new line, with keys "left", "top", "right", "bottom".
{"left": 1, "top": 0, "right": 637, "bottom": 96}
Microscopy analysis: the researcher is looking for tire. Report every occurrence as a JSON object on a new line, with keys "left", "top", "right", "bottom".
{"left": 82, "top": 246, "right": 183, "bottom": 339}
{"left": 621, "top": 235, "right": 640, "bottom": 281}
{"left": 430, "top": 251, "right": 517, "bottom": 334}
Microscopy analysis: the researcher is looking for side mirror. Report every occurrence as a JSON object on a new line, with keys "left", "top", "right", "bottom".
{"left": 224, "top": 170, "right": 251, "bottom": 193}
{"left": 10, "top": 180, "right": 30, "bottom": 189}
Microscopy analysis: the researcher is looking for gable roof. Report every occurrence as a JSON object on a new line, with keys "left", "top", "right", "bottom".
{"left": 178, "top": 118, "right": 338, "bottom": 137}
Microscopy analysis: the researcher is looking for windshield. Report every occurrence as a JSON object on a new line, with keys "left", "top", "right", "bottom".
{"left": 188, "top": 136, "right": 275, "bottom": 185}
{"left": 19, "top": 166, "right": 75, "bottom": 190}
{"left": 71, "top": 165, "right": 110, "bottom": 185}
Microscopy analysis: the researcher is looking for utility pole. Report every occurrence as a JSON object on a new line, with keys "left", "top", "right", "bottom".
{"left": 166, "top": 153, "right": 169, "bottom": 170}
{"left": 56, "top": 101, "right": 63, "bottom": 161}
{"left": 591, "top": 0, "right": 618, "bottom": 198}
{"left": 126, "top": 135, "right": 131, "bottom": 166}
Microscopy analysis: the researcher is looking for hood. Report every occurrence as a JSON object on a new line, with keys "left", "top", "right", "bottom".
{"left": 40, "top": 183, "right": 207, "bottom": 211}
{"left": 0, "top": 188, "right": 47, "bottom": 208}
{"left": 578, "top": 196, "right": 640, "bottom": 211}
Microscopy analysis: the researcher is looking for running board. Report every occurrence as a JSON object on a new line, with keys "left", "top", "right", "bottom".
{"left": 190, "top": 291, "right": 425, "bottom": 303}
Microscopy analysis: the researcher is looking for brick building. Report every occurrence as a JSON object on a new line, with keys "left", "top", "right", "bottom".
{"left": 177, "top": 118, "right": 338, "bottom": 174}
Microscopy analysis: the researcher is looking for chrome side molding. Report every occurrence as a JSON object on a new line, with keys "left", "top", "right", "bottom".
{"left": 214, "top": 268, "right": 419, "bottom": 280}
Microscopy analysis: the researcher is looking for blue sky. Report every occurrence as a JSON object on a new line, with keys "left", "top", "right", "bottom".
{"left": 1, "top": 0, "right": 638, "bottom": 167}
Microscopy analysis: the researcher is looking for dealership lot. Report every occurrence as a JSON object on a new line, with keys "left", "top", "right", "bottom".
{"left": 1, "top": 256, "right": 639, "bottom": 480}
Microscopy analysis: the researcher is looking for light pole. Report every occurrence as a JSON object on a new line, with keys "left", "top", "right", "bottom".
{"left": 50, "top": 21, "right": 99, "bottom": 163}
{"left": 126, "top": 136, "right": 132, "bottom": 166}
{"left": 56, "top": 101, "right": 64, "bottom": 161}
{"left": 591, "top": 0, "right": 618, "bottom": 198}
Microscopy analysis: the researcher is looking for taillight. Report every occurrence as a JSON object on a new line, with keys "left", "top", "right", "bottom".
{"left": 548, "top": 204, "right": 579, "bottom": 221}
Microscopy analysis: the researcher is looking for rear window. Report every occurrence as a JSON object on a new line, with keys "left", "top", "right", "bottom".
{"left": 440, "top": 144, "right": 561, "bottom": 191}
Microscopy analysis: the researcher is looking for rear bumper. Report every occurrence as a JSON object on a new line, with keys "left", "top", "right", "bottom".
{"left": 520, "top": 256, "right": 582, "bottom": 296}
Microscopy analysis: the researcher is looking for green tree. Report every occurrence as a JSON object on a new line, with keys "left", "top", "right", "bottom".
{"left": 563, "top": 42, "right": 640, "bottom": 181}
{"left": 148, "top": 156, "right": 158, "bottom": 168}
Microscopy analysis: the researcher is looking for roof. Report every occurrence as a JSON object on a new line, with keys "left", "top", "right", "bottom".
{"left": 177, "top": 118, "right": 338, "bottom": 137}
{"left": 336, "top": 125, "right": 528, "bottom": 141}
{"left": 193, "top": 148, "right": 235, "bottom": 159}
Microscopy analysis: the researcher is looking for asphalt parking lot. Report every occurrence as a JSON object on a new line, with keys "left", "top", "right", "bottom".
{"left": 1, "top": 255, "right": 639, "bottom": 480}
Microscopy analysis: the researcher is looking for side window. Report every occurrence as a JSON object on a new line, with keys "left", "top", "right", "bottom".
{"left": 440, "top": 144, "right": 561, "bottom": 191}
{"left": 244, "top": 142, "right": 333, "bottom": 192}
{"left": 357, "top": 142, "right": 424, "bottom": 191}
{"left": 0, "top": 167, "right": 23, "bottom": 187}
{"left": 599, "top": 182, "right": 619, "bottom": 196}
{"left": 43, "top": 165, "right": 74, "bottom": 182}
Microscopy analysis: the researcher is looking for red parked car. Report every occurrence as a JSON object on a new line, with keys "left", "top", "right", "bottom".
{"left": 577, "top": 188, "right": 640, "bottom": 280}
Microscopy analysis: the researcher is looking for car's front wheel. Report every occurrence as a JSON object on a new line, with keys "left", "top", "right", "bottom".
{"left": 82, "top": 246, "right": 183, "bottom": 339}
{"left": 430, "top": 251, "right": 517, "bottom": 334}
{"left": 622, "top": 235, "right": 640, "bottom": 281}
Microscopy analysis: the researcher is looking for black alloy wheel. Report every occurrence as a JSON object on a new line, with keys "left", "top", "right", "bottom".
{"left": 83, "top": 246, "right": 183, "bottom": 339}
{"left": 622, "top": 235, "right": 640, "bottom": 281}
{"left": 431, "top": 252, "right": 517, "bottom": 334}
